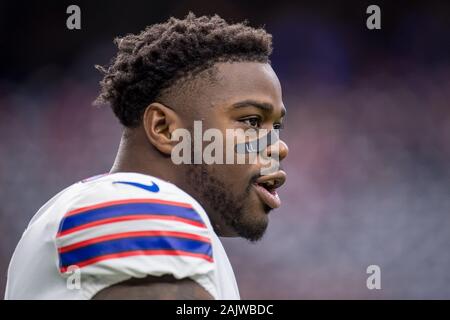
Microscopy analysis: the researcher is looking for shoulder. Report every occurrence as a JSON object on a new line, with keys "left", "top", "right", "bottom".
{"left": 60, "top": 172, "right": 201, "bottom": 213}
{"left": 55, "top": 172, "right": 211, "bottom": 236}
{"left": 52, "top": 172, "right": 218, "bottom": 299}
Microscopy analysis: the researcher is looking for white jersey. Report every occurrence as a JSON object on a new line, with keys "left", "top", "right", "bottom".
{"left": 5, "top": 172, "right": 240, "bottom": 300}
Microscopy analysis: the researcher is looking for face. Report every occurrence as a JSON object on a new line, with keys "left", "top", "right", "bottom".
{"left": 178, "top": 62, "right": 289, "bottom": 241}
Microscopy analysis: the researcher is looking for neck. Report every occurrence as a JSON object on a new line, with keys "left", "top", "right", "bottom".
{"left": 110, "top": 128, "right": 235, "bottom": 237}
{"left": 110, "top": 128, "right": 177, "bottom": 184}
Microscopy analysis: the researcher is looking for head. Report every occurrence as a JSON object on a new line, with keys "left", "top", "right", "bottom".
{"left": 96, "top": 13, "right": 289, "bottom": 242}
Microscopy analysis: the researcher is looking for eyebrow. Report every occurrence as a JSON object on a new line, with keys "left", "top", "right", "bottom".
{"left": 231, "top": 99, "right": 286, "bottom": 117}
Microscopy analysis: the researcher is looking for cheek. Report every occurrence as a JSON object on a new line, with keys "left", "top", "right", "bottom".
{"left": 213, "top": 164, "right": 254, "bottom": 189}
{"left": 201, "top": 114, "right": 261, "bottom": 185}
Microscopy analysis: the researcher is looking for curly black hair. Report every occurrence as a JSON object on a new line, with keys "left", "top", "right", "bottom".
{"left": 94, "top": 12, "right": 273, "bottom": 127}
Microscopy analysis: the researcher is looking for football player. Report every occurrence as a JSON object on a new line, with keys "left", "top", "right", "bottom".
{"left": 5, "top": 13, "right": 288, "bottom": 299}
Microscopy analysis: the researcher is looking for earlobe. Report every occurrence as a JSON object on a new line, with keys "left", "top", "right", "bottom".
{"left": 142, "top": 102, "right": 180, "bottom": 155}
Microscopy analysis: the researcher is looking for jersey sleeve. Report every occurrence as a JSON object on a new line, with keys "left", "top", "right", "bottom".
{"left": 53, "top": 177, "right": 217, "bottom": 299}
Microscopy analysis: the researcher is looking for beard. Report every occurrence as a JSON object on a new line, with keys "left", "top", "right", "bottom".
{"left": 185, "top": 163, "right": 269, "bottom": 242}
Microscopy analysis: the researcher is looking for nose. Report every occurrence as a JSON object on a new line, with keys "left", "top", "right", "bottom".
{"left": 266, "top": 139, "right": 289, "bottom": 161}
{"left": 278, "top": 140, "right": 289, "bottom": 161}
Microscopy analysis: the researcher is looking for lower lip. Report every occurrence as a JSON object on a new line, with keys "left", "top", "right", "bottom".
{"left": 252, "top": 184, "right": 281, "bottom": 209}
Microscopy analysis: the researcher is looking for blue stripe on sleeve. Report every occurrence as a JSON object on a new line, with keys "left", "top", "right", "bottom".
{"left": 59, "top": 203, "right": 203, "bottom": 232}
{"left": 59, "top": 236, "right": 213, "bottom": 268}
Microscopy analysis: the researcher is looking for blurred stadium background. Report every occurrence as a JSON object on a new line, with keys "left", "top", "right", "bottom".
{"left": 1, "top": 0, "right": 449, "bottom": 299}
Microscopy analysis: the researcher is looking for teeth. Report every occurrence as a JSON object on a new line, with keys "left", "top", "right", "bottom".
{"left": 266, "top": 180, "right": 275, "bottom": 187}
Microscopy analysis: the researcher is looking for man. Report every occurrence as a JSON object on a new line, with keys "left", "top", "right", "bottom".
{"left": 5, "top": 13, "right": 288, "bottom": 299}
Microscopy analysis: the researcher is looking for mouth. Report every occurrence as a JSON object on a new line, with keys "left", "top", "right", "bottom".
{"left": 252, "top": 170, "right": 286, "bottom": 210}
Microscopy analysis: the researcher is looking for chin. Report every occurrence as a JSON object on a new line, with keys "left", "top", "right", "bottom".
{"left": 232, "top": 201, "right": 270, "bottom": 242}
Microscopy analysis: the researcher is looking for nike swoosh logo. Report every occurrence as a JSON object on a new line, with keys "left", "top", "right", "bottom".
{"left": 113, "top": 181, "right": 160, "bottom": 193}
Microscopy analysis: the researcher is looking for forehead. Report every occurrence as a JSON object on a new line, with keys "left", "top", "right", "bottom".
{"left": 207, "top": 62, "right": 283, "bottom": 110}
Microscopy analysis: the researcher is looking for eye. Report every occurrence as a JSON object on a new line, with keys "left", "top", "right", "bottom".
{"left": 240, "top": 116, "right": 262, "bottom": 128}
{"left": 273, "top": 122, "right": 284, "bottom": 130}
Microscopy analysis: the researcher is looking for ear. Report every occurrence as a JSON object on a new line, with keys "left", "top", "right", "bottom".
{"left": 142, "top": 102, "right": 182, "bottom": 155}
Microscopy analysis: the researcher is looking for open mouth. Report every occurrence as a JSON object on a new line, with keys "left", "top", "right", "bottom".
{"left": 252, "top": 171, "right": 286, "bottom": 210}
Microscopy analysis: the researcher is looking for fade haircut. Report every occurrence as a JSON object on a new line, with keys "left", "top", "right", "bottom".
{"left": 94, "top": 12, "right": 273, "bottom": 127}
